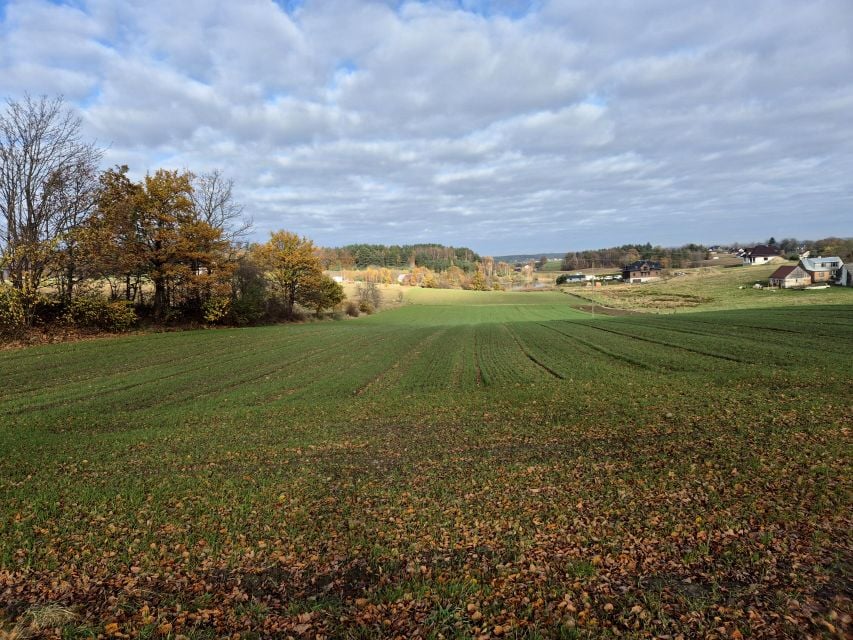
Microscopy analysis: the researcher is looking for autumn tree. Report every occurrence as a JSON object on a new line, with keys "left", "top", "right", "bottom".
{"left": 468, "top": 268, "right": 489, "bottom": 290}
{"left": 482, "top": 256, "right": 495, "bottom": 279}
{"left": 0, "top": 94, "right": 101, "bottom": 308}
{"left": 356, "top": 281, "right": 382, "bottom": 311}
{"left": 296, "top": 272, "right": 344, "bottom": 316}
{"left": 253, "top": 230, "right": 322, "bottom": 317}
{"left": 79, "top": 166, "right": 147, "bottom": 301}
{"left": 82, "top": 166, "right": 233, "bottom": 321}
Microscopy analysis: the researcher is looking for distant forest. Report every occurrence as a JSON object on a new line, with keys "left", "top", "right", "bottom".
{"left": 561, "top": 243, "right": 709, "bottom": 270}
{"left": 319, "top": 244, "right": 481, "bottom": 272}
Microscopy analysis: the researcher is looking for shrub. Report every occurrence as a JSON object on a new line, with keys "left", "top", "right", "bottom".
{"left": 356, "top": 282, "right": 382, "bottom": 310}
{"left": 345, "top": 300, "right": 360, "bottom": 317}
{"left": 230, "top": 295, "right": 265, "bottom": 326}
{"left": 66, "top": 295, "right": 137, "bottom": 332}
{"left": 0, "top": 286, "right": 25, "bottom": 338}
{"left": 203, "top": 295, "right": 231, "bottom": 325}
{"left": 31, "top": 296, "right": 67, "bottom": 325}
{"left": 230, "top": 258, "right": 268, "bottom": 325}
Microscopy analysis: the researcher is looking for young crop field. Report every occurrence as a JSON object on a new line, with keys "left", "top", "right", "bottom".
{"left": 1, "top": 290, "right": 851, "bottom": 638}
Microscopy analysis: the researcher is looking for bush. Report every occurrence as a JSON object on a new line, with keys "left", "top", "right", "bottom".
{"left": 30, "top": 296, "right": 66, "bottom": 325}
{"left": 0, "top": 286, "right": 25, "bottom": 338}
{"left": 230, "top": 294, "right": 265, "bottom": 326}
{"left": 288, "top": 306, "right": 306, "bottom": 322}
{"left": 66, "top": 295, "right": 137, "bottom": 332}
{"left": 345, "top": 300, "right": 360, "bottom": 317}
{"left": 356, "top": 282, "right": 382, "bottom": 310}
{"left": 230, "top": 258, "right": 268, "bottom": 326}
{"left": 203, "top": 295, "right": 231, "bottom": 325}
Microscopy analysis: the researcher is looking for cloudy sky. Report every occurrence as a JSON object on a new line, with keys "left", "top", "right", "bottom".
{"left": 1, "top": 0, "right": 851, "bottom": 254}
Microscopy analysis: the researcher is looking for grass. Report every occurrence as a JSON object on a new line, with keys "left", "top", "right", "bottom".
{"left": 566, "top": 262, "right": 853, "bottom": 312}
{"left": 0, "top": 288, "right": 850, "bottom": 638}
{"left": 536, "top": 261, "right": 565, "bottom": 272}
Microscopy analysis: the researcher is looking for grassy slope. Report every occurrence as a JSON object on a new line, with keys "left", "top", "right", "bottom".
{"left": 1, "top": 288, "right": 851, "bottom": 638}
{"left": 566, "top": 262, "right": 853, "bottom": 312}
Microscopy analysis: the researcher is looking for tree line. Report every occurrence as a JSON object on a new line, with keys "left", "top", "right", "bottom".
{"left": 560, "top": 238, "right": 853, "bottom": 272}
{"left": 560, "top": 243, "right": 710, "bottom": 271}
{"left": 319, "top": 243, "right": 481, "bottom": 272}
{"left": 0, "top": 95, "right": 343, "bottom": 337}
{"left": 756, "top": 237, "right": 853, "bottom": 262}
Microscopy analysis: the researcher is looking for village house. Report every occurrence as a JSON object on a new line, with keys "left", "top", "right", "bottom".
{"left": 836, "top": 264, "right": 852, "bottom": 287}
{"left": 799, "top": 256, "right": 843, "bottom": 283}
{"left": 768, "top": 264, "right": 811, "bottom": 288}
{"left": 741, "top": 245, "right": 780, "bottom": 265}
{"left": 622, "top": 260, "right": 662, "bottom": 283}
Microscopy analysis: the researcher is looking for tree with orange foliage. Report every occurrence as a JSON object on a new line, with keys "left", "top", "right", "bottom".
{"left": 81, "top": 166, "right": 232, "bottom": 321}
{"left": 253, "top": 231, "right": 322, "bottom": 318}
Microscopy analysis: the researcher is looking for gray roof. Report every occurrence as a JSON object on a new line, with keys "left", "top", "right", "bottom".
{"left": 800, "top": 256, "right": 843, "bottom": 272}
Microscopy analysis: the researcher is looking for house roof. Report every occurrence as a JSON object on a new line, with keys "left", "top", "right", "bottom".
{"left": 624, "top": 260, "right": 662, "bottom": 271}
{"left": 745, "top": 245, "right": 780, "bottom": 257}
{"left": 800, "top": 256, "right": 843, "bottom": 272}
{"left": 769, "top": 265, "right": 796, "bottom": 279}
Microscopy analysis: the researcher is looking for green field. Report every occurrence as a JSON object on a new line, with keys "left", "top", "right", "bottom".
{"left": 1, "top": 289, "right": 851, "bottom": 638}
{"left": 536, "top": 261, "right": 566, "bottom": 273}
{"left": 571, "top": 263, "right": 853, "bottom": 312}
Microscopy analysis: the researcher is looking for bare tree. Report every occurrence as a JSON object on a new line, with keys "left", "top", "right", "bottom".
{"left": 190, "top": 169, "right": 251, "bottom": 244}
{"left": 0, "top": 94, "right": 101, "bottom": 299}
{"left": 53, "top": 154, "right": 101, "bottom": 301}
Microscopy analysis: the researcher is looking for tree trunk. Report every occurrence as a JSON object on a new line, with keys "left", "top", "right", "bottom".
{"left": 154, "top": 276, "right": 167, "bottom": 321}
{"left": 65, "top": 246, "right": 76, "bottom": 304}
{"left": 286, "top": 285, "right": 296, "bottom": 317}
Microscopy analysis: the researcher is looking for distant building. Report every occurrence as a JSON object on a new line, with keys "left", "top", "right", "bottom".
{"left": 768, "top": 265, "right": 811, "bottom": 288}
{"left": 622, "top": 260, "right": 662, "bottom": 283}
{"left": 741, "top": 245, "right": 780, "bottom": 265}
{"left": 799, "top": 256, "right": 843, "bottom": 283}
{"left": 836, "top": 264, "right": 852, "bottom": 287}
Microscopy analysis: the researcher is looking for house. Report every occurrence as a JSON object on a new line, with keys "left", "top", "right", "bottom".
{"left": 799, "top": 256, "right": 843, "bottom": 284}
{"left": 768, "top": 265, "right": 811, "bottom": 288}
{"left": 622, "top": 260, "right": 662, "bottom": 283}
{"left": 741, "top": 245, "right": 780, "bottom": 265}
{"left": 836, "top": 264, "right": 852, "bottom": 286}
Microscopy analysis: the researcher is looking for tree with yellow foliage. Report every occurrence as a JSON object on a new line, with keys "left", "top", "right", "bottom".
{"left": 253, "top": 230, "right": 322, "bottom": 318}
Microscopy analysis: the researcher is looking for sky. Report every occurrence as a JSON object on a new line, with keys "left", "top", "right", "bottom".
{"left": 1, "top": 0, "right": 851, "bottom": 254}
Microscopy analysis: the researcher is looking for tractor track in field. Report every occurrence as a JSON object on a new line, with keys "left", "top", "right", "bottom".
{"left": 579, "top": 323, "right": 747, "bottom": 364}
{"left": 3, "top": 327, "right": 354, "bottom": 416}
{"left": 0, "top": 326, "right": 337, "bottom": 400}
{"left": 535, "top": 322, "right": 656, "bottom": 371}
{"left": 352, "top": 328, "right": 447, "bottom": 396}
{"left": 473, "top": 329, "right": 483, "bottom": 387}
{"left": 505, "top": 324, "right": 564, "bottom": 380}
{"left": 154, "top": 339, "right": 362, "bottom": 407}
